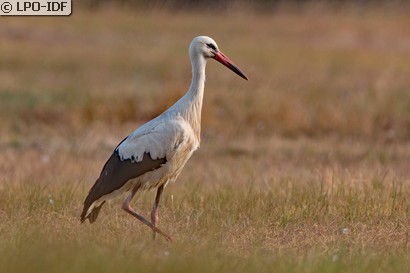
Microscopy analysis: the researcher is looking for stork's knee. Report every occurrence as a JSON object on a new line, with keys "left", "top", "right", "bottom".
{"left": 122, "top": 200, "right": 130, "bottom": 211}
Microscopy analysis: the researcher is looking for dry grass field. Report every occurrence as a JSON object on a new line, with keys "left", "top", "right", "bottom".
{"left": 1, "top": 3, "right": 410, "bottom": 273}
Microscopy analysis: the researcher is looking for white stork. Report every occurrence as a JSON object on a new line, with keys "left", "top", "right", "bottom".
{"left": 80, "top": 36, "right": 248, "bottom": 241}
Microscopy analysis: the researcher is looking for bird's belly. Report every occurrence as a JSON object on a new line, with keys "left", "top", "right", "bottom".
{"left": 138, "top": 148, "right": 194, "bottom": 190}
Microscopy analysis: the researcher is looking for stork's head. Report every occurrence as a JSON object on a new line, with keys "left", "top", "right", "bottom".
{"left": 189, "top": 36, "right": 248, "bottom": 80}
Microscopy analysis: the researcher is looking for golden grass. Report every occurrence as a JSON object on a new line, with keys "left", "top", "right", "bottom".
{"left": 0, "top": 5, "right": 410, "bottom": 273}
{"left": 1, "top": 159, "right": 410, "bottom": 272}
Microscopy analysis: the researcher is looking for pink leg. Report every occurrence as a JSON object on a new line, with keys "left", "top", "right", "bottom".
{"left": 151, "top": 184, "right": 164, "bottom": 240}
{"left": 122, "top": 184, "right": 172, "bottom": 242}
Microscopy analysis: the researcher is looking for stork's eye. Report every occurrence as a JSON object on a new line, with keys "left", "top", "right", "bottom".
{"left": 206, "top": 43, "right": 217, "bottom": 50}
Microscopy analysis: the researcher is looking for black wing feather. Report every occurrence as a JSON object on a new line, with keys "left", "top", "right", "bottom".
{"left": 80, "top": 151, "right": 166, "bottom": 223}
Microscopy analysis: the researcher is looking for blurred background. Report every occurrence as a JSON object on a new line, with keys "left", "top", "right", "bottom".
{"left": 1, "top": 2, "right": 410, "bottom": 271}
{"left": 1, "top": 0, "right": 409, "bottom": 186}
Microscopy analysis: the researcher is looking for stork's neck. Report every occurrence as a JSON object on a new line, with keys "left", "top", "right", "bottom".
{"left": 181, "top": 54, "right": 207, "bottom": 141}
{"left": 188, "top": 54, "right": 206, "bottom": 103}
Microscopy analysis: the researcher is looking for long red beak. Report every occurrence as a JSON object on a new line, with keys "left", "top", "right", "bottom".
{"left": 213, "top": 51, "right": 248, "bottom": 80}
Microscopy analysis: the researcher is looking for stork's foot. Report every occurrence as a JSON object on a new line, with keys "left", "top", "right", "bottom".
{"left": 150, "top": 224, "right": 172, "bottom": 242}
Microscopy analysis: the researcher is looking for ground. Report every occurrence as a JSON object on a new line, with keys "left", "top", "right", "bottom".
{"left": 0, "top": 4, "right": 410, "bottom": 273}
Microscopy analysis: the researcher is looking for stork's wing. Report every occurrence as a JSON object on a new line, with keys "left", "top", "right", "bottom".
{"left": 116, "top": 116, "right": 193, "bottom": 162}
{"left": 81, "top": 117, "right": 193, "bottom": 223}
{"left": 80, "top": 151, "right": 166, "bottom": 222}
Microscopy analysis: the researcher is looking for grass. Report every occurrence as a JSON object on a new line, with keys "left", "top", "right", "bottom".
{"left": 0, "top": 4, "right": 410, "bottom": 273}
{"left": 1, "top": 171, "right": 409, "bottom": 272}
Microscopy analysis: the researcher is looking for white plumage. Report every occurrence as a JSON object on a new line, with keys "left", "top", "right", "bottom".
{"left": 81, "top": 36, "right": 248, "bottom": 241}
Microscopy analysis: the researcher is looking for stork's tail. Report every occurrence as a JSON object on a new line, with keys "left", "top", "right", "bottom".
{"left": 80, "top": 175, "right": 106, "bottom": 223}
{"left": 80, "top": 201, "right": 105, "bottom": 223}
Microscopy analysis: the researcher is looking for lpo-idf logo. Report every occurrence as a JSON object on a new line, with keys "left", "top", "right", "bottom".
{"left": 1, "top": 0, "right": 71, "bottom": 15}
